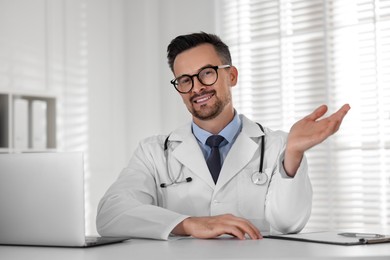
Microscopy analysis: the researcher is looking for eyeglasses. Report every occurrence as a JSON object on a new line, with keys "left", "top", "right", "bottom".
{"left": 170, "top": 65, "right": 231, "bottom": 94}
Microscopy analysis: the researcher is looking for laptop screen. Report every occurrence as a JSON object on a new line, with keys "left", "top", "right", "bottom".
{"left": 0, "top": 152, "right": 86, "bottom": 246}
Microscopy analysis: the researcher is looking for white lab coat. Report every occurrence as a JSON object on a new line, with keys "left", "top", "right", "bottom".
{"left": 96, "top": 115, "right": 312, "bottom": 240}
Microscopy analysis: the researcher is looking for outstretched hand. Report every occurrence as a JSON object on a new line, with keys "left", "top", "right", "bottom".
{"left": 284, "top": 104, "right": 351, "bottom": 176}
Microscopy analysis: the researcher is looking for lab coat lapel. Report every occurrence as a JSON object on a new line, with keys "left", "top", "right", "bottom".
{"left": 169, "top": 125, "right": 215, "bottom": 189}
{"left": 215, "top": 116, "right": 263, "bottom": 192}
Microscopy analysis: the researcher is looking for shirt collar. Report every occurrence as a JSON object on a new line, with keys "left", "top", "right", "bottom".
{"left": 192, "top": 111, "right": 242, "bottom": 145}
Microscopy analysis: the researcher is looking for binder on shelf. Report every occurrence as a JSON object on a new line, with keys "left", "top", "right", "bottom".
{"left": 30, "top": 100, "right": 47, "bottom": 149}
{"left": 13, "top": 98, "right": 29, "bottom": 150}
{"left": 0, "top": 99, "right": 7, "bottom": 148}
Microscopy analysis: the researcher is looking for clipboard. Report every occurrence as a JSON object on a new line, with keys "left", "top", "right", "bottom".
{"left": 264, "top": 231, "right": 390, "bottom": 246}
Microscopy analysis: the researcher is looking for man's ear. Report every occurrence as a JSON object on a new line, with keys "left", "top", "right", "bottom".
{"left": 229, "top": 66, "right": 238, "bottom": 86}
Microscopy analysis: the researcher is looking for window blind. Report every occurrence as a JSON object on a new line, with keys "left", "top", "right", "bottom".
{"left": 216, "top": 0, "right": 390, "bottom": 230}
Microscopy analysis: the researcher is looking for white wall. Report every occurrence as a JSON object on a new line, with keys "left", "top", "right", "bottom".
{"left": 86, "top": 0, "right": 129, "bottom": 235}
{"left": 0, "top": 0, "right": 215, "bottom": 234}
{"left": 158, "top": 0, "right": 218, "bottom": 134}
{"left": 86, "top": 0, "right": 216, "bottom": 235}
{"left": 0, "top": 0, "right": 216, "bottom": 235}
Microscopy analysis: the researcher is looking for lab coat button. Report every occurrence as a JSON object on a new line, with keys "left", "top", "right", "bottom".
{"left": 213, "top": 200, "right": 219, "bottom": 204}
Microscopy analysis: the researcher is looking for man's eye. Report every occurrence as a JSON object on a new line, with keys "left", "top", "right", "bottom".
{"left": 201, "top": 68, "right": 215, "bottom": 77}
{"left": 178, "top": 77, "right": 191, "bottom": 85}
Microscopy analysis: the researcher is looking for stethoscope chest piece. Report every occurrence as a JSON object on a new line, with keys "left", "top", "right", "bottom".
{"left": 251, "top": 171, "right": 268, "bottom": 185}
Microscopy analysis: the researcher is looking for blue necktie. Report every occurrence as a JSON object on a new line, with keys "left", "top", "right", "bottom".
{"left": 206, "top": 135, "right": 226, "bottom": 184}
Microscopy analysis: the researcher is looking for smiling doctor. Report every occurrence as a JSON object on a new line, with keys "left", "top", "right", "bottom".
{"left": 97, "top": 32, "right": 350, "bottom": 240}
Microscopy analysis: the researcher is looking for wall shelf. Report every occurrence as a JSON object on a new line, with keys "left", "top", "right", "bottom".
{"left": 0, "top": 91, "right": 57, "bottom": 153}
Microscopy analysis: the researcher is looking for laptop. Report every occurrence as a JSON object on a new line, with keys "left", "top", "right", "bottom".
{"left": 0, "top": 152, "right": 130, "bottom": 247}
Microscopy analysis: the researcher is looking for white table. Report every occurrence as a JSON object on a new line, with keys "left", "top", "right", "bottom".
{"left": 1, "top": 236, "right": 390, "bottom": 260}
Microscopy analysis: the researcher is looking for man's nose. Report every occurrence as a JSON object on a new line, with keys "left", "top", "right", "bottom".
{"left": 191, "top": 76, "right": 206, "bottom": 93}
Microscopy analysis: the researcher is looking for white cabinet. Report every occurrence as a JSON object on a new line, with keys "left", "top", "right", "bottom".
{"left": 0, "top": 91, "right": 57, "bottom": 153}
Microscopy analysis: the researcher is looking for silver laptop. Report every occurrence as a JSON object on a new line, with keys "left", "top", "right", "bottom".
{"left": 0, "top": 152, "right": 130, "bottom": 247}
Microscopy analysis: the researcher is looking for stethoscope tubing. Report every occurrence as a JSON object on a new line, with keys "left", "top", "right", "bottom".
{"left": 162, "top": 123, "right": 266, "bottom": 187}
{"left": 256, "top": 123, "right": 265, "bottom": 175}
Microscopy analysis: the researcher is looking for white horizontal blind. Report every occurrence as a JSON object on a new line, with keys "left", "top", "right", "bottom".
{"left": 216, "top": 0, "right": 390, "bottom": 230}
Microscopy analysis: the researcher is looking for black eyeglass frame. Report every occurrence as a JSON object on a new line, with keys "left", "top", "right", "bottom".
{"left": 170, "top": 64, "right": 231, "bottom": 94}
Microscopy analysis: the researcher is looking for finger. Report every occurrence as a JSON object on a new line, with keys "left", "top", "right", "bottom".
{"left": 333, "top": 103, "right": 351, "bottom": 121}
{"left": 324, "top": 104, "right": 350, "bottom": 121}
{"left": 237, "top": 224, "right": 260, "bottom": 240}
{"left": 305, "top": 104, "right": 328, "bottom": 121}
{"left": 241, "top": 219, "right": 262, "bottom": 239}
{"left": 310, "top": 104, "right": 350, "bottom": 135}
{"left": 339, "top": 103, "right": 351, "bottom": 112}
{"left": 222, "top": 226, "right": 246, "bottom": 240}
{"left": 225, "top": 216, "right": 261, "bottom": 240}
{"left": 321, "top": 104, "right": 351, "bottom": 133}
{"left": 226, "top": 225, "right": 260, "bottom": 240}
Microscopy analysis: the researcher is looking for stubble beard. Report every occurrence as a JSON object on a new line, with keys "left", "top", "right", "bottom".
{"left": 189, "top": 91, "right": 231, "bottom": 121}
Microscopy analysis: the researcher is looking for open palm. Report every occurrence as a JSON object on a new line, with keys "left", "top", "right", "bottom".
{"left": 287, "top": 104, "right": 351, "bottom": 154}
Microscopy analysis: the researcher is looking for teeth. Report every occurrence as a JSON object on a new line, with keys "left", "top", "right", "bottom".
{"left": 195, "top": 95, "right": 212, "bottom": 103}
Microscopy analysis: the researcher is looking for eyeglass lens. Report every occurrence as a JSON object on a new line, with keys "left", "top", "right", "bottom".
{"left": 175, "top": 67, "right": 218, "bottom": 93}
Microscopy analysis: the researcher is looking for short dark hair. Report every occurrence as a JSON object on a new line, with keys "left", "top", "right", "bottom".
{"left": 167, "top": 32, "right": 232, "bottom": 72}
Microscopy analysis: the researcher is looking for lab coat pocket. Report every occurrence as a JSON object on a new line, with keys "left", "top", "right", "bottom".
{"left": 237, "top": 167, "right": 271, "bottom": 219}
{"left": 159, "top": 167, "right": 190, "bottom": 203}
{"left": 159, "top": 167, "right": 210, "bottom": 216}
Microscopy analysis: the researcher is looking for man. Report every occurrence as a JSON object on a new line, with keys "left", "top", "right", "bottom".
{"left": 96, "top": 32, "right": 350, "bottom": 240}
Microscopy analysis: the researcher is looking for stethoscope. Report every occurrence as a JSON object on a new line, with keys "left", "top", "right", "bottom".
{"left": 160, "top": 137, "right": 193, "bottom": 188}
{"left": 160, "top": 123, "right": 267, "bottom": 188}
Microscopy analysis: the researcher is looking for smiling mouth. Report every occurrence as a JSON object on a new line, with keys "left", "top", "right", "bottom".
{"left": 192, "top": 92, "right": 215, "bottom": 104}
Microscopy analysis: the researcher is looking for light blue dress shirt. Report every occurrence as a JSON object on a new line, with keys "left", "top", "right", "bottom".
{"left": 192, "top": 111, "right": 242, "bottom": 164}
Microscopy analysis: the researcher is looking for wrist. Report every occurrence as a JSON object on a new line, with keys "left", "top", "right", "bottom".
{"left": 283, "top": 147, "right": 304, "bottom": 177}
{"left": 172, "top": 217, "right": 191, "bottom": 236}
